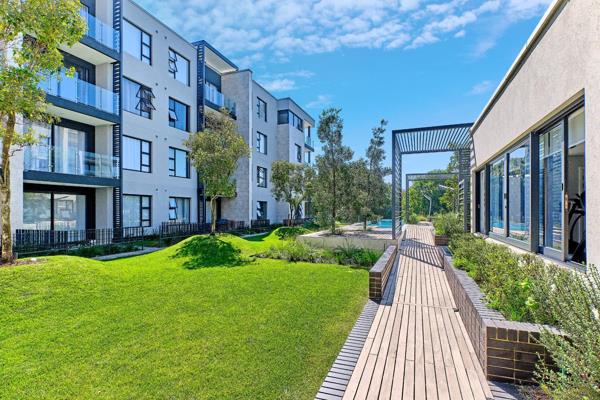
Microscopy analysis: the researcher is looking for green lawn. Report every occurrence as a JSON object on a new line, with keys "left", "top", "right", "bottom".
{"left": 0, "top": 231, "right": 368, "bottom": 399}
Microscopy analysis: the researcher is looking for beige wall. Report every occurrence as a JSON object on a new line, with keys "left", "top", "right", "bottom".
{"left": 470, "top": 0, "right": 600, "bottom": 264}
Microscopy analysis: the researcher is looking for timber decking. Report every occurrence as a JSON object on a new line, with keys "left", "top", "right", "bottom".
{"left": 327, "top": 224, "right": 495, "bottom": 400}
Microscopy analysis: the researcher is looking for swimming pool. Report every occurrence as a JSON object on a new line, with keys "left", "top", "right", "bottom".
{"left": 370, "top": 219, "right": 393, "bottom": 228}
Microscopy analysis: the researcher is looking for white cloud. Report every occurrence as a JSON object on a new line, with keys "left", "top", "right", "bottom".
{"left": 306, "top": 94, "right": 333, "bottom": 109}
{"left": 468, "top": 80, "right": 494, "bottom": 95}
{"left": 260, "top": 78, "right": 297, "bottom": 92}
{"left": 137, "top": 0, "right": 553, "bottom": 62}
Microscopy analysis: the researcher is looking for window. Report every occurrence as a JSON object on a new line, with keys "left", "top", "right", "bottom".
{"left": 277, "top": 110, "right": 303, "bottom": 131}
{"left": 489, "top": 157, "right": 505, "bottom": 235}
{"left": 123, "top": 195, "right": 151, "bottom": 227}
{"left": 305, "top": 151, "right": 311, "bottom": 164}
{"left": 256, "top": 132, "right": 267, "bottom": 154}
{"left": 168, "top": 49, "right": 189, "bottom": 85}
{"left": 169, "top": 147, "right": 190, "bottom": 178}
{"left": 290, "top": 111, "right": 303, "bottom": 131}
{"left": 23, "top": 192, "right": 86, "bottom": 231}
{"left": 539, "top": 123, "right": 564, "bottom": 251}
{"left": 123, "top": 77, "right": 155, "bottom": 118}
{"left": 123, "top": 19, "right": 151, "bottom": 64}
{"left": 257, "top": 166, "right": 267, "bottom": 188}
{"left": 168, "top": 98, "right": 189, "bottom": 131}
{"left": 257, "top": 97, "right": 267, "bottom": 122}
{"left": 169, "top": 197, "right": 190, "bottom": 222}
{"left": 123, "top": 136, "right": 151, "bottom": 172}
{"left": 508, "top": 142, "right": 531, "bottom": 241}
{"left": 256, "top": 201, "right": 267, "bottom": 220}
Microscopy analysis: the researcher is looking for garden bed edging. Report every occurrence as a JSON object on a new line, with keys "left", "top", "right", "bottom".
{"left": 439, "top": 248, "right": 559, "bottom": 385}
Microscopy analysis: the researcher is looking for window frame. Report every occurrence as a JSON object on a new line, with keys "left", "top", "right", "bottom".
{"left": 123, "top": 194, "right": 152, "bottom": 228}
{"left": 256, "top": 201, "right": 268, "bottom": 220}
{"left": 257, "top": 97, "right": 267, "bottom": 122}
{"left": 168, "top": 48, "right": 190, "bottom": 86}
{"left": 123, "top": 135, "right": 151, "bottom": 173}
{"left": 257, "top": 166, "right": 267, "bottom": 188}
{"left": 123, "top": 19, "right": 152, "bottom": 65}
{"left": 168, "top": 196, "right": 190, "bottom": 222}
{"left": 256, "top": 131, "right": 267, "bottom": 154}
{"left": 123, "top": 77, "right": 155, "bottom": 119}
{"left": 168, "top": 146, "right": 190, "bottom": 178}
{"left": 295, "top": 144, "right": 302, "bottom": 163}
{"left": 168, "top": 97, "right": 190, "bottom": 132}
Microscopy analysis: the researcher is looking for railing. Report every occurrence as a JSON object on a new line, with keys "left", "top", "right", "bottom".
{"left": 251, "top": 219, "right": 270, "bottom": 229}
{"left": 40, "top": 71, "right": 120, "bottom": 115}
{"left": 159, "top": 220, "right": 248, "bottom": 239}
{"left": 282, "top": 218, "right": 313, "bottom": 226}
{"left": 80, "top": 9, "right": 120, "bottom": 52}
{"left": 24, "top": 144, "right": 120, "bottom": 179}
{"left": 12, "top": 227, "right": 151, "bottom": 257}
{"left": 204, "top": 85, "right": 237, "bottom": 117}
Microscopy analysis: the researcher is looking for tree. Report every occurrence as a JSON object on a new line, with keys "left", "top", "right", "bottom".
{"left": 0, "top": 0, "right": 86, "bottom": 262}
{"left": 363, "top": 119, "right": 391, "bottom": 229}
{"left": 185, "top": 108, "right": 250, "bottom": 234}
{"left": 313, "top": 108, "right": 353, "bottom": 234}
{"left": 343, "top": 159, "right": 369, "bottom": 225}
{"left": 270, "top": 161, "right": 315, "bottom": 224}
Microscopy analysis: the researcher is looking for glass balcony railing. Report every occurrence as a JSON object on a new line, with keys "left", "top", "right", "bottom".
{"left": 40, "top": 72, "right": 120, "bottom": 116}
{"left": 305, "top": 137, "right": 315, "bottom": 149}
{"left": 24, "top": 144, "right": 120, "bottom": 179}
{"left": 80, "top": 9, "right": 120, "bottom": 52}
{"left": 204, "top": 85, "right": 237, "bottom": 117}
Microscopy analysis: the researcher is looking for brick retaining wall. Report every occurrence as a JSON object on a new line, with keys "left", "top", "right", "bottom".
{"left": 369, "top": 245, "right": 397, "bottom": 300}
{"left": 441, "top": 250, "right": 558, "bottom": 384}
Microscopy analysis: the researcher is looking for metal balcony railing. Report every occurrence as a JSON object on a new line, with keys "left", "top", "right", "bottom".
{"left": 80, "top": 9, "right": 120, "bottom": 52}
{"left": 40, "top": 71, "right": 120, "bottom": 115}
{"left": 24, "top": 144, "right": 120, "bottom": 179}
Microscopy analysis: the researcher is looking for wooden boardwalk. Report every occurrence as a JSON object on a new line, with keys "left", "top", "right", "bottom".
{"left": 340, "top": 225, "right": 493, "bottom": 400}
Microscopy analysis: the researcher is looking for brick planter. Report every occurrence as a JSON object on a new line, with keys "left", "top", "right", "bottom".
{"left": 434, "top": 234, "right": 449, "bottom": 246}
{"left": 369, "top": 245, "right": 397, "bottom": 300}
{"left": 440, "top": 251, "right": 559, "bottom": 384}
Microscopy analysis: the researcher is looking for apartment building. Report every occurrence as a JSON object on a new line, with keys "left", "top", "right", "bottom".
{"left": 470, "top": 0, "right": 599, "bottom": 267}
{"left": 11, "top": 0, "right": 315, "bottom": 235}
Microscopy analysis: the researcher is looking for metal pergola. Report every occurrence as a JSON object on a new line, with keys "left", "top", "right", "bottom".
{"left": 392, "top": 123, "right": 473, "bottom": 239}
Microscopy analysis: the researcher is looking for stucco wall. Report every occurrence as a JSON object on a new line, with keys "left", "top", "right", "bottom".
{"left": 470, "top": 0, "right": 600, "bottom": 264}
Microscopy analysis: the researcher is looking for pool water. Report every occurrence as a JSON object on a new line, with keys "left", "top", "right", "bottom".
{"left": 370, "top": 219, "right": 393, "bottom": 228}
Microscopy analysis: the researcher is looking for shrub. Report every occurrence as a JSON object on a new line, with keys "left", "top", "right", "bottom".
{"left": 433, "top": 212, "right": 463, "bottom": 237}
{"left": 262, "top": 241, "right": 381, "bottom": 268}
{"left": 534, "top": 265, "right": 600, "bottom": 399}
{"left": 274, "top": 226, "right": 311, "bottom": 240}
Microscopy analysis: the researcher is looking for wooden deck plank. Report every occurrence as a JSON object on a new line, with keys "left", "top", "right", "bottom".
{"left": 322, "top": 224, "right": 492, "bottom": 400}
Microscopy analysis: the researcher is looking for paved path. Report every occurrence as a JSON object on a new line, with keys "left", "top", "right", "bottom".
{"left": 93, "top": 247, "right": 161, "bottom": 261}
{"left": 318, "top": 224, "right": 494, "bottom": 400}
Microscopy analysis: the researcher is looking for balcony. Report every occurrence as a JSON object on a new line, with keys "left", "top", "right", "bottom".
{"left": 305, "top": 136, "right": 315, "bottom": 150}
{"left": 80, "top": 9, "right": 120, "bottom": 54}
{"left": 204, "top": 85, "right": 237, "bottom": 118}
{"left": 40, "top": 72, "right": 120, "bottom": 122}
{"left": 24, "top": 144, "right": 120, "bottom": 183}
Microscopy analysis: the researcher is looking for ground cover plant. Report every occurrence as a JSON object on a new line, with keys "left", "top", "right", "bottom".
{"left": 432, "top": 212, "right": 463, "bottom": 237}
{"left": 0, "top": 230, "right": 368, "bottom": 399}
{"left": 448, "top": 233, "right": 600, "bottom": 399}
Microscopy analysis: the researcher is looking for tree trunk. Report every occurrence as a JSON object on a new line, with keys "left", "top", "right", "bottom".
{"left": 1, "top": 114, "right": 15, "bottom": 263}
{"left": 288, "top": 203, "right": 293, "bottom": 226}
{"left": 210, "top": 197, "right": 217, "bottom": 235}
{"left": 363, "top": 217, "right": 368, "bottom": 231}
{"left": 332, "top": 167, "right": 336, "bottom": 234}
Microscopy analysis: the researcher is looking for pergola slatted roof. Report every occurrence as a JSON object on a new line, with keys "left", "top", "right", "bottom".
{"left": 393, "top": 123, "right": 472, "bottom": 154}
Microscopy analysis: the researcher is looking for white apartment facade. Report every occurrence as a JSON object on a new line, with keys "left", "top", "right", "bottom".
{"left": 10, "top": 0, "right": 315, "bottom": 236}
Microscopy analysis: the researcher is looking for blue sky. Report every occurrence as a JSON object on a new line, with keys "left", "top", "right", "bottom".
{"left": 137, "top": 0, "right": 552, "bottom": 176}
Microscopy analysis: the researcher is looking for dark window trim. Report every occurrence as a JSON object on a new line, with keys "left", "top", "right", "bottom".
{"left": 123, "top": 135, "right": 151, "bottom": 173}
{"left": 168, "top": 48, "right": 190, "bottom": 86}
{"left": 168, "top": 196, "right": 191, "bottom": 221}
{"left": 257, "top": 166, "right": 267, "bottom": 188}
{"left": 124, "top": 18, "right": 152, "bottom": 65}
{"left": 256, "top": 200, "right": 268, "bottom": 220}
{"left": 123, "top": 76, "right": 155, "bottom": 119}
{"left": 295, "top": 144, "right": 302, "bottom": 163}
{"left": 123, "top": 193, "right": 152, "bottom": 227}
{"left": 256, "top": 131, "right": 267, "bottom": 154}
{"left": 168, "top": 146, "right": 190, "bottom": 178}
{"left": 168, "top": 97, "right": 190, "bottom": 132}
{"left": 257, "top": 97, "right": 267, "bottom": 122}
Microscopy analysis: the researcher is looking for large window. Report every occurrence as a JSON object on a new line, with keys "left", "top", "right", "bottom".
{"left": 168, "top": 98, "right": 189, "bottom": 131}
{"left": 123, "top": 195, "right": 151, "bottom": 227}
{"left": 169, "top": 147, "right": 190, "bottom": 178}
{"left": 290, "top": 111, "right": 303, "bottom": 131}
{"left": 256, "top": 201, "right": 267, "bottom": 220}
{"left": 256, "top": 132, "right": 267, "bottom": 154}
{"left": 168, "top": 49, "right": 189, "bottom": 85}
{"left": 123, "top": 136, "right": 151, "bottom": 172}
{"left": 169, "top": 197, "right": 190, "bottom": 222}
{"left": 277, "top": 110, "right": 303, "bottom": 131}
{"left": 23, "top": 192, "right": 86, "bottom": 231}
{"left": 489, "top": 157, "right": 505, "bottom": 235}
{"left": 539, "top": 123, "right": 564, "bottom": 251}
{"left": 508, "top": 142, "right": 531, "bottom": 241}
{"left": 257, "top": 166, "right": 267, "bottom": 188}
{"left": 123, "top": 77, "right": 155, "bottom": 118}
{"left": 123, "top": 19, "right": 151, "bottom": 64}
{"left": 295, "top": 144, "right": 302, "bottom": 163}
{"left": 257, "top": 97, "right": 267, "bottom": 121}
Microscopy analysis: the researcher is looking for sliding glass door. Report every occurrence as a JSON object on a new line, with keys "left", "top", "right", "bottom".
{"left": 539, "top": 122, "right": 565, "bottom": 257}
{"left": 489, "top": 158, "right": 505, "bottom": 235}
